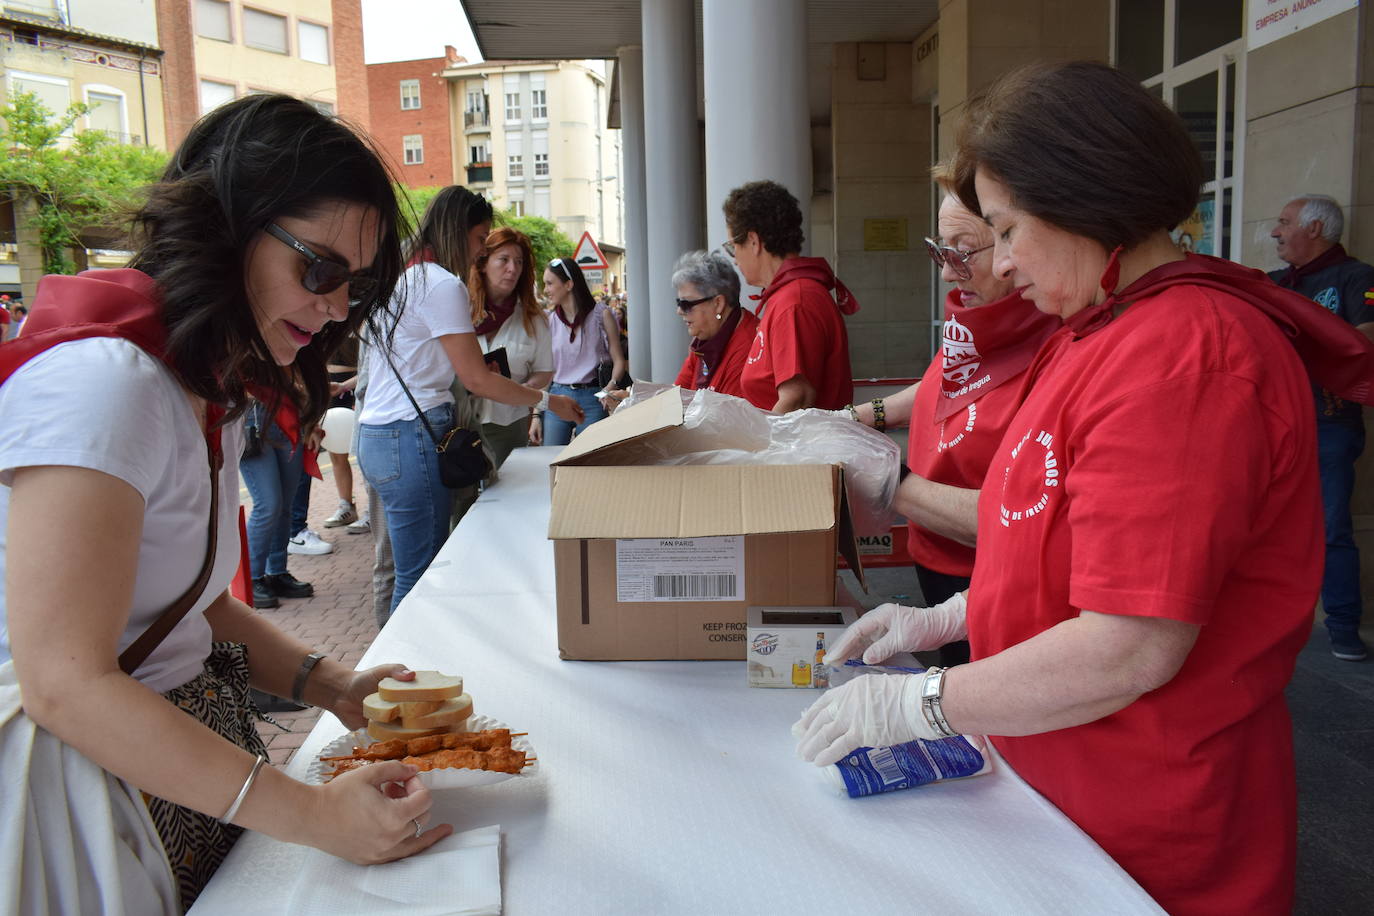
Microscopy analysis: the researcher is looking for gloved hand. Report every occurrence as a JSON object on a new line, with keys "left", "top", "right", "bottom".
{"left": 792, "top": 673, "right": 939, "bottom": 766}
{"left": 823, "top": 592, "right": 968, "bottom": 666}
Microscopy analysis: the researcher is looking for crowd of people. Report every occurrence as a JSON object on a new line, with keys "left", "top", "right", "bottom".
{"left": 1, "top": 57, "right": 1371, "bottom": 915}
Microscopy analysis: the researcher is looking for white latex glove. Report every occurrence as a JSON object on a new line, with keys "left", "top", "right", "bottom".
{"left": 792, "top": 674, "right": 940, "bottom": 766}
{"left": 824, "top": 592, "right": 968, "bottom": 666}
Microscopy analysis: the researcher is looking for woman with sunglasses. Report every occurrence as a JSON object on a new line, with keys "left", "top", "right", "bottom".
{"left": 0, "top": 95, "right": 449, "bottom": 912}
{"left": 670, "top": 249, "right": 758, "bottom": 399}
{"left": 840, "top": 173, "right": 1059, "bottom": 666}
{"left": 536, "top": 256, "right": 626, "bottom": 446}
{"left": 721, "top": 179, "right": 857, "bottom": 413}
{"left": 358, "top": 187, "right": 582, "bottom": 616}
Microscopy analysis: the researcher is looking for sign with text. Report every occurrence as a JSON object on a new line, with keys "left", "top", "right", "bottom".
{"left": 1247, "top": 0, "right": 1359, "bottom": 50}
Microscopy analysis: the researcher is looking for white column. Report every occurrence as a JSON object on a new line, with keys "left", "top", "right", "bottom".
{"left": 702, "top": 0, "right": 811, "bottom": 255}
{"left": 616, "top": 45, "right": 652, "bottom": 382}
{"left": 641, "top": 0, "right": 704, "bottom": 382}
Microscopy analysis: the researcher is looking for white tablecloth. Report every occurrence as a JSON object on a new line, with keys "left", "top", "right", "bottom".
{"left": 191, "top": 447, "right": 1163, "bottom": 915}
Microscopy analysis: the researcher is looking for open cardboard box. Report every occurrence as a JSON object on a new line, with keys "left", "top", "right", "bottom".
{"left": 547, "top": 388, "right": 863, "bottom": 660}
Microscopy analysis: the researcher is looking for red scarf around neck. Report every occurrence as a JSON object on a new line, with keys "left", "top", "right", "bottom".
{"left": 758, "top": 257, "right": 861, "bottom": 316}
{"left": 935, "top": 288, "right": 1061, "bottom": 422}
{"left": 474, "top": 294, "right": 518, "bottom": 337}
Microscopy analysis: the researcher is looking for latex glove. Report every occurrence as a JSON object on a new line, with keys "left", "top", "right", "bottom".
{"left": 792, "top": 673, "right": 939, "bottom": 766}
{"left": 824, "top": 592, "right": 968, "bottom": 666}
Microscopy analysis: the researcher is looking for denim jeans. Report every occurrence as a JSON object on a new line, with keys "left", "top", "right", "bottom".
{"left": 1318, "top": 421, "right": 1365, "bottom": 638}
{"left": 542, "top": 383, "right": 608, "bottom": 447}
{"left": 290, "top": 470, "right": 311, "bottom": 535}
{"left": 239, "top": 409, "right": 304, "bottom": 579}
{"left": 358, "top": 402, "right": 454, "bottom": 615}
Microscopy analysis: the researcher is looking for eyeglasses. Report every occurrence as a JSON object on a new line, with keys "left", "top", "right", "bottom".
{"left": 676, "top": 295, "right": 715, "bottom": 313}
{"left": 924, "top": 237, "right": 993, "bottom": 281}
{"left": 265, "top": 223, "right": 376, "bottom": 306}
{"left": 721, "top": 234, "right": 746, "bottom": 259}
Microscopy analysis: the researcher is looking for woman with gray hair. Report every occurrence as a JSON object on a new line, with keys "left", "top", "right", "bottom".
{"left": 671, "top": 250, "right": 759, "bottom": 398}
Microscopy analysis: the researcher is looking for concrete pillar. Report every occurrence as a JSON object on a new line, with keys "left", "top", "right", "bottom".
{"left": 641, "top": 0, "right": 703, "bottom": 382}
{"left": 616, "top": 45, "right": 652, "bottom": 382}
{"left": 702, "top": 0, "right": 812, "bottom": 258}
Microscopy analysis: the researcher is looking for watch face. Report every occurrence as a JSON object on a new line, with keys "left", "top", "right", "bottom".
{"left": 921, "top": 676, "right": 941, "bottom": 700}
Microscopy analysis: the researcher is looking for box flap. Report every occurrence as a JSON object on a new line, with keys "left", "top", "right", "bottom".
{"left": 549, "top": 464, "right": 840, "bottom": 539}
{"left": 551, "top": 387, "right": 684, "bottom": 466}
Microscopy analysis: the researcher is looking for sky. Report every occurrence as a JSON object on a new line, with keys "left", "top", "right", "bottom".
{"left": 360, "top": 0, "right": 482, "bottom": 64}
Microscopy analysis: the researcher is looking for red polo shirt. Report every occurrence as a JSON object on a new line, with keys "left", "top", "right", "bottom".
{"left": 968, "top": 283, "right": 1321, "bottom": 916}
{"left": 674, "top": 307, "right": 760, "bottom": 400}
{"left": 739, "top": 277, "right": 852, "bottom": 411}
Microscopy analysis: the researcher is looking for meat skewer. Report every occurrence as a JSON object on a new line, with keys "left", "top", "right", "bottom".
{"left": 321, "top": 728, "right": 535, "bottom": 780}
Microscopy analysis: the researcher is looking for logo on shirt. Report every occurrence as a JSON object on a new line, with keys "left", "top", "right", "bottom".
{"left": 998, "top": 428, "right": 1060, "bottom": 527}
{"left": 746, "top": 329, "right": 766, "bottom": 365}
{"left": 1313, "top": 287, "right": 1340, "bottom": 313}
{"left": 937, "top": 403, "right": 977, "bottom": 452}
{"left": 942, "top": 315, "right": 982, "bottom": 385}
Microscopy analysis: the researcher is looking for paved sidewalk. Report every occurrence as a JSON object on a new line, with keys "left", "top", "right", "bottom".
{"left": 243, "top": 459, "right": 378, "bottom": 766}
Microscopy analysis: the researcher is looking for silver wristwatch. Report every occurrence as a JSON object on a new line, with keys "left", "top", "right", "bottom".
{"left": 536, "top": 389, "right": 551, "bottom": 413}
{"left": 919, "top": 666, "right": 958, "bottom": 738}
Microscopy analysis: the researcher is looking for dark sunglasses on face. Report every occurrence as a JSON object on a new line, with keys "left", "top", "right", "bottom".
{"left": 676, "top": 295, "right": 715, "bottom": 313}
{"left": 265, "top": 223, "right": 377, "bottom": 306}
{"left": 924, "top": 236, "right": 993, "bottom": 282}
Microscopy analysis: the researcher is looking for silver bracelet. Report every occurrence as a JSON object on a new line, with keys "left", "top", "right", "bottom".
{"left": 919, "top": 666, "right": 959, "bottom": 738}
{"left": 536, "top": 389, "right": 551, "bottom": 413}
{"left": 291, "top": 651, "right": 326, "bottom": 706}
{"left": 219, "top": 755, "right": 267, "bottom": 824}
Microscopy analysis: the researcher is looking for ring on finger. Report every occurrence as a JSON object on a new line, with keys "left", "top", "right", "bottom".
{"left": 412, "top": 817, "right": 422, "bottom": 838}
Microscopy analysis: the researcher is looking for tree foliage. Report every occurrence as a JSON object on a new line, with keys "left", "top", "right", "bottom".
{"left": 0, "top": 92, "right": 167, "bottom": 275}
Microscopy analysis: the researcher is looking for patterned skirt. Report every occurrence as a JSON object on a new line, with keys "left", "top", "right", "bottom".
{"left": 148, "top": 642, "right": 271, "bottom": 911}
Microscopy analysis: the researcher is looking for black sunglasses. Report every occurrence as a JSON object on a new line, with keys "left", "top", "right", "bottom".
{"left": 265, "top": 223, "right": 376, "bottom": 306}
{"left": 676, "top": 295, "right": 715, "bottom": 313}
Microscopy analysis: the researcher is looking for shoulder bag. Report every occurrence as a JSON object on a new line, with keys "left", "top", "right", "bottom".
{"left": 381, "top": 349, "right": 492, "bottom": 490}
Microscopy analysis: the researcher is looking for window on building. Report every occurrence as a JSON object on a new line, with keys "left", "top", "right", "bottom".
{"left": 243, "top": 8, "right": 288, "bottom": 54}
{"left": 531, "top": 74, "right": 548, "bottom": 120}
{"left": 469, "top": 142, "right": 489, "bottom": 164}
{"left": 298, "top": 21, "right": 329, "bottom": 64}
{"left": 10, "top": 73, "right": 71, "bottom": 121}
{"left": 199, "top": 79, "right": 236, "bottom": 114}
{"left": 533, "top": 187, "right": 551, "bottom": 219}
{"left": 400, "top": 79, "right": 421, "bottom": 110}
{"left": 504, "top": 75, "right": 520, "bottom": 121}
{"left": 403, "top": 134, "right": 424, "bottom": 165}
{"left": 509, "top": 198, "right": 525, "bottom": 217}
{"left": 532, "top": 131, "right": 550, "bottom": 178}
{"left": 195, "top": 0, "right": 232, "bottom": 42}
{"left": 85, "top": 89, "right": 125, "bottom": 138}
{"left": 508, "top": 135, "right": 524, "bottom": 178}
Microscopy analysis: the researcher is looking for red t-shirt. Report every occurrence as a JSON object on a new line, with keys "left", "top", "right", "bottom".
{"left": 673, "top": 308, "right": 759, "bottom": 400}
{"left": 905, "top": 357, "right": 1035, "bottom": 577}
{"left": 739, "top": 278, "right": 852, "bottom": 410}
{"left": 968, "top": 284, "right": 1320, "bottom": 916}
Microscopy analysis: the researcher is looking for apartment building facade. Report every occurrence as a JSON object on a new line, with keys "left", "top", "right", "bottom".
{"left": 364, "top": 46, "right": 460, "bottom": 187}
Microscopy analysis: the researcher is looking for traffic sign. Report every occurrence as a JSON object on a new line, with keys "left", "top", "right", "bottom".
{"left": 572, "top": 231, "right": 609, "bottom": 271}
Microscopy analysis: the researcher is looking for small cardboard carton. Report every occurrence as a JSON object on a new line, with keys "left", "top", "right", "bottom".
{"left": 746, "top": 606, "right": 857, "bottom": 688}
{"left": 548, "top": 389, "right": 863, "bottom": 661}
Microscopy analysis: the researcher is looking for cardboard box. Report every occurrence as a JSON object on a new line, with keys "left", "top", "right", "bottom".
{"left": 548, "top": 389, "right": 863, "bottom": 661}
{"left": 746, "top": 606, "right": 857, "bottom": 687}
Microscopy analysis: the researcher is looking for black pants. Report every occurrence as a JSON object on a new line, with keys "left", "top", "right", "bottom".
{"left": 914, "top": 563, "right": 971, "bottom": 666}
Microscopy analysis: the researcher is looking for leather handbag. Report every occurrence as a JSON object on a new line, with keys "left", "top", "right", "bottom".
{"left": 382, "top": 350, "right": 493, "bottom": 490}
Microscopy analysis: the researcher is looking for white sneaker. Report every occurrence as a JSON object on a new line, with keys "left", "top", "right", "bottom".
{"left": 288, "top": 528, "right": 333, "bottom": 555}
{"left": 322, "top": 500, "right": 358, "bottom": 528}
{"left": 346, "top": 512, "right": 371, "bottom": 535}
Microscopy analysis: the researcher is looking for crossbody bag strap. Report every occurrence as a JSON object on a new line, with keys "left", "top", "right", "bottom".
{"left": 379, "top": 346, "right": 444, "bottom": 447}
{"left": 118, "top": 438, "right": 222, "bottom": 676}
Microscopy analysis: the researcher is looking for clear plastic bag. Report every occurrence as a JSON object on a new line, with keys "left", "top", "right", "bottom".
{"left": 611, "top": 385, "right": 900, "bottom": 536}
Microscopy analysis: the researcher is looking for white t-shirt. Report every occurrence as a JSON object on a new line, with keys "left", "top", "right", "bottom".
{"left": 479, "top": 309, "right": 553, "bottom": 426}
{"left": 359, "top": 262, "right": 476, "bottom": 425}
{"left": 0, "top": 338, "right": 243, "bottom": 693}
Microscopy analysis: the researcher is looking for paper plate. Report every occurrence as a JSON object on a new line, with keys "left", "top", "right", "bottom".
{"left": 306, "top": 714, "right": 536, "bottom": 789}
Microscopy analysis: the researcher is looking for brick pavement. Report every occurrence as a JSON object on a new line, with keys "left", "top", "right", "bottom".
{"left": 244, "top": 458, "right": 379, "bottom": 766}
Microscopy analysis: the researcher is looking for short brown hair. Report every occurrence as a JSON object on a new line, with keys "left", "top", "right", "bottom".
{"left": 952, "top": 61, "right": 1202, "bottom": 252}
{"left": 722, "top": 180, "right": 804, "bottom": 257}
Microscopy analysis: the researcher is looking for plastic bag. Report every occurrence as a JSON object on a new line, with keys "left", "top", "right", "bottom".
{"left": 611, "top": 385, "right": 900, "bottom": 536}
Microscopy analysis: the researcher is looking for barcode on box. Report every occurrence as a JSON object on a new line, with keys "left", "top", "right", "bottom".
{"left": 653, "top": 574, "right": 737, "bottom": 599}
{"left": 869, "top": 746, "right": 906, "bottom": 786}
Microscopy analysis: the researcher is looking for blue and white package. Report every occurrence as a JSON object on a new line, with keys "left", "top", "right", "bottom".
{"left": 825, "top": 735, "right": 992, "bottom": 798}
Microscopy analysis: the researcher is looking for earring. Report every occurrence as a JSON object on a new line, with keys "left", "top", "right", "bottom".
{"left": 715, "top": 313, "right": 722, "bottom": 319}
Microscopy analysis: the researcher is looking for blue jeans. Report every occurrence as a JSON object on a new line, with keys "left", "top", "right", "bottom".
{"left": 239, "top": 411, "right": 304, "bottom": 579}
{"left": 358, "top": 403, "right": 454, "bottom": 615}
{"left": 291, "top": 470, "right": 311, "bottom": 535}
{"left": 542, "top": 383, "right": 608, "bottom": 447}
{"left": 1318, "top": 421, "right": 1364, "bottom": 638}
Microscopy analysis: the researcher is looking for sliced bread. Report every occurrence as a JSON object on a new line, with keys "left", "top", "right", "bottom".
{"left": 399, "top": 693, "right": 474, "bottom": 730}
{"left": 363, "top": 692, "right": 445, "bottom": 723}
{"left": 366, "top": 718, "right": 451, "bottom": 741}
{"left": 377, "top": 670, "right": 463, "bottom": 702}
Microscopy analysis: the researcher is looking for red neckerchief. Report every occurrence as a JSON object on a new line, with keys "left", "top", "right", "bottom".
{"left": 553, "top": 301, "right": 591, "bottom": 342}
{"left": 405, "top": 247, "right": 437, "bottom": 270}
{"left": 934, "top": 288, "right": 1061, "bottom": 422}
{"left": 757, "top": 257, "right": 860, "bottom": 316}
{"left": 690, "top": 306, "right": 744, "bottom": 385}
{"left": 1066, "top": 250, "right": 1374, "bottom": 404}
{"left": 0, "top": 269, "right": 226, "bottom": 459}
{"left": 473, "top": 293, "right": 518, "bottom": 337}
{"left": 1271, "top": 243, "right": 1350, "bottom": 289}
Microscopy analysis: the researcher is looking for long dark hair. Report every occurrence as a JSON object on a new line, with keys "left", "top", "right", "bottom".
{"left": 548, "top": 256, "right": 597, "bottom": 340}
{"left": 127, "top": 94, "right": 404, "bottom": 426}
{"left": 407, "top": 185, "right": 494, "bottom": 279}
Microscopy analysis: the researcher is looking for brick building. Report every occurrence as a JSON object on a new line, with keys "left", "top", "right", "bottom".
{"left": 364, "top": 46, "right": 462, "bottom": 187}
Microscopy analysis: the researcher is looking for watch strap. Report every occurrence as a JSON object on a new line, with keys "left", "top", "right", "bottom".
{"left": 291, "top": 652, "right": 326, "bottom": 706}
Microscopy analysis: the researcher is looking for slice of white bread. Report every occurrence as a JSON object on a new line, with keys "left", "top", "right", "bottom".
{"left": 399, "top": 693, "right": 474, "bottom": 730}
{"left": 366, "top": 718, "right": 451, "bottom": 741}
{"left": 377, "top": 670, "right": 463, "bottom": 702}
{"left": 362, "top": 692, "right": 445, "bottom": 723}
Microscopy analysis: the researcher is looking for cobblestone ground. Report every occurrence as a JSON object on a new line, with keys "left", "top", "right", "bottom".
{"left": 242, "top": 458, "right": 377, "bottom": 767}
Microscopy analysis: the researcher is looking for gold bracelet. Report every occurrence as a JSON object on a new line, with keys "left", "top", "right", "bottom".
{"left": 844, "top": 404, "right": 860, "bottom": 423}
{"left": 871, "top": 398, "right": 886, "bottom": 432}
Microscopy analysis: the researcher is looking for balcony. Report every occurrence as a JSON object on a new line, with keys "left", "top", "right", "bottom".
{"left": 464, "top": 109, "right": 490, "bottom": 130}
{"left": 466, "top": 163, "right": 493, "bottom": 184}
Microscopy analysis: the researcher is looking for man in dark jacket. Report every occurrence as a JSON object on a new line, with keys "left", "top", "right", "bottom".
{"left": 1270, "top": 194, "right": 1374, "bottom": 661}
